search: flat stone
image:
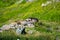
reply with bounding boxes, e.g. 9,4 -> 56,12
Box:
1,25 -> 10,30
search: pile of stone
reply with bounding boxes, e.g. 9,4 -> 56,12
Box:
0,18 -> 38,35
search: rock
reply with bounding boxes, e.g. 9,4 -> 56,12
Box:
1,22 -> 17,31
41,1 -> 52,7
27,23 -> 34,28
21,21 -> 27,25
26,19 -> 31,21
29,17 -> 39,22
26,17 -> 39,24
1,25 -> 10,31
9,22 -> 17,29
16,20 -> 27,26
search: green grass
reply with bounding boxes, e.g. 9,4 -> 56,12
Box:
0,0 -> 60,40
0,0 -> 60,25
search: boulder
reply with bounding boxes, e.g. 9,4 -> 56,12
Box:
29,17 -> 39,22
16,20 -> 27,26
27,23 -> 34,28
26,17 -> 39,24
9,22 -> 17,29
1,25 -> 10,30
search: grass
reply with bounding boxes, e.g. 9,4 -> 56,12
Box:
0,21 -> 60,40
0,0 -> 60,40
0,28 -> 56,40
